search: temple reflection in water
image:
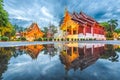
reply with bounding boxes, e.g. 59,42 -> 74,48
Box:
0,43 -> 120,79
12,43 -> 120,71
60,43 -> 105,71
19,45 -> 44,59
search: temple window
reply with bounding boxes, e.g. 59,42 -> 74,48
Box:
73,30 -> 76,34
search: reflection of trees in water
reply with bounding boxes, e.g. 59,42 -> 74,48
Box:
101,44 -> 119,62
43,44 -> 58,57
12,49 -> 26,58
0,47 -> 15,79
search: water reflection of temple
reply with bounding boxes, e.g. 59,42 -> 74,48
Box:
60,43 -> 105,71
19,45 -> 44,59
18,44 -> 57,59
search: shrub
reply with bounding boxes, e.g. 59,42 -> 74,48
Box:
86,38 -> 89,41
94,38 -> 96,40
61,38 -> 64,41
43,38 -> 47,41
49,38 -> 52,41
71,38 -> 73,41
16,38 -> 21,41
54,39 -> 56,41
21,37 -> 26,41
43,38 -> 45,41
67,38 -> 69,41
106,38 -> 114,40
37,38 -> 42,41
117,38 -> 120,40
44,38 -> 48,41
82,38 -> 85,41
89,38 -> 92,40
1,36 -> 9,41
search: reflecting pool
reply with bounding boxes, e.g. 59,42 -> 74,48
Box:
0,42 -> 120,80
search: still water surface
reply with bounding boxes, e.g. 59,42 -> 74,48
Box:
0,42 -> 120,80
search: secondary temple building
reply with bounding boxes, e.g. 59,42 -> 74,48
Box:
60,10 -> 106,40
22,23 -> 44,41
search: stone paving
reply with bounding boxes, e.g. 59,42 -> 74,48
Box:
0,40 -> 120,47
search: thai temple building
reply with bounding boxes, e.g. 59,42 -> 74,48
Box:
22,23 -> 44,41
60,9 -> 106,40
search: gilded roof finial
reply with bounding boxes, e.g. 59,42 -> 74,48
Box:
64,7 -> 68,16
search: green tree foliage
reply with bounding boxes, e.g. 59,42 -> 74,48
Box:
0,22 -> 15,38
114,28 -> 120,34
0,0 -> 9,27
42,24 -> 57,37
100,19 -> 118,39
13,24 -> 25,32
0,0 -> 15,39
108,19 -> 118,32
100,22 -> 110,31
49,25 -> 57,33
42,27 -> 48,37
100,19 -> 118,32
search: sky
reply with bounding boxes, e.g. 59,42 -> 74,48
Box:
3,0 -> 120,28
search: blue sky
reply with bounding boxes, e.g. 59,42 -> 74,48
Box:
3,0 -> 120,28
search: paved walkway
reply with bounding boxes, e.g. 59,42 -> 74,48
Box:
0,40 -> 120,47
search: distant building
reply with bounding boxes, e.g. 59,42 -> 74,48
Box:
16,32 -> 22,39
47,27 -> 54,38
22,23 -> 44,41
60,9 -> 106,40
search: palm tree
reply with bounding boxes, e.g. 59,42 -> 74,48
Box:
108,19 -> 118,33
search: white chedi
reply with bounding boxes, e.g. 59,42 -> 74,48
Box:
54,27 -> 64,39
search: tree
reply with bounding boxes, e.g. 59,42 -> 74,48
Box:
42,27 -> 49,37
42,24 -> 57,37
108,19 -> 118,33
0,22 -> 14,36
114,28 -> 120,34
13,24 -> 25,32
100,19 -> 118,39
100,22 -> 110,31
49,24 -> 57,33
0,0 -> 15,39
0,0 -> 9,27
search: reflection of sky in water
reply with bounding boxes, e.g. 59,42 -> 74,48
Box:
1,44 -> 120,80
2,53 -> 67,80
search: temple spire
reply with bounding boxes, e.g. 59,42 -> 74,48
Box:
64,7 -> 68,16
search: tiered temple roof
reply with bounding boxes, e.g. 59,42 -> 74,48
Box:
60,10 -> 104,29
22,23 -> 44,41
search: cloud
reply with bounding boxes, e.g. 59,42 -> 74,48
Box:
41,7 -> 53,19
3,0 -> 120,28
